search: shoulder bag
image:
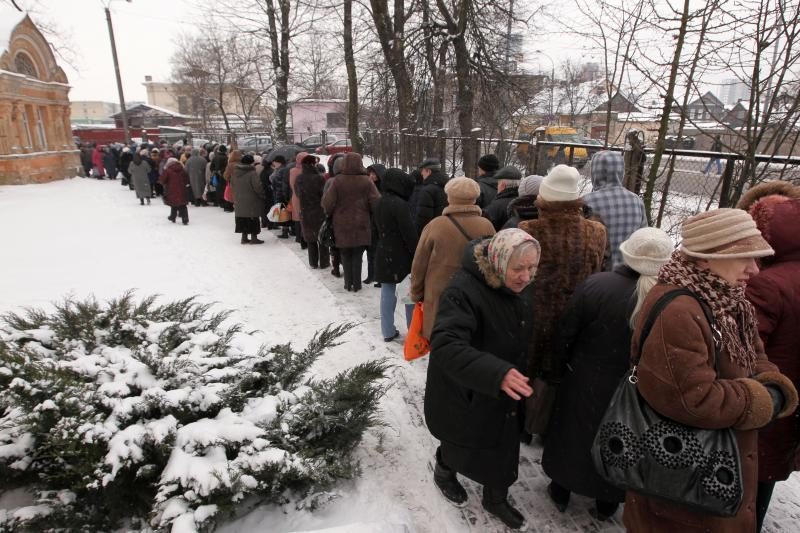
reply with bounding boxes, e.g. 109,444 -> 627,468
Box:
591,288 -> 743,517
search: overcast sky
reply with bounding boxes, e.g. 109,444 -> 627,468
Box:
24,0 -> 200,103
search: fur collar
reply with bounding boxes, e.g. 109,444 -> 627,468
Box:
443,204 -> 482,216
534,197 -> 585,215
472,240 -> 504,289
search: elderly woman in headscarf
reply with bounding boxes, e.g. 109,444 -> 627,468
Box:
159,157 -> 191,225
129,149 -> 152,205
424,228 -> 540,531
185,148 -> 208,206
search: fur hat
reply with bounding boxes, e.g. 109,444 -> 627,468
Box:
519,175 -> 544,197
620,228 -> 674,276
478,154 -> 500,173
444,176 -> 481,205
418,158 -> 441,171
681,208 -> 774,259
538,165 -> 581,202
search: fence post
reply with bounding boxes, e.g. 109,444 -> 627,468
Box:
466,128 -> 482,178
717,157 -> 736,208
437,129 -> 447,172
417,128 -> 425,164
525,141 -> 536,176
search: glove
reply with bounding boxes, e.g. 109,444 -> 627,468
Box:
765,384 -> 786,419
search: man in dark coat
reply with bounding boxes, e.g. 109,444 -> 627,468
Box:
364,163 -> 388,285
425,230 -> 539,530
414,158 -> 449,235
119,147 -> 133,186
483,166 -> 522,230
273,160 -> 294,239
80,144 -> 93,177
476,153 -> 500,208
103,146 -> 118,180
159,158 -> 191,225
372,168 -> 417,341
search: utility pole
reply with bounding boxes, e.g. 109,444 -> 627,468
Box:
105,3 -> 130,144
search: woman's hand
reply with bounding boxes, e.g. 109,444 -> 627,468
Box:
501,369 -> 533,400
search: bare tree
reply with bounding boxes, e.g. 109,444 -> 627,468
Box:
343,0 -> 362,152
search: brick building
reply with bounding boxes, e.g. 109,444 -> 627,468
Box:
0,8 -> 80,185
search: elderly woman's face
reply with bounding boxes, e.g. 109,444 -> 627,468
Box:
698,257 -> 760,287
505,248 -> 540,293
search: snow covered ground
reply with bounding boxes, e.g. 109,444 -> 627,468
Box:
1,176 -> 799,532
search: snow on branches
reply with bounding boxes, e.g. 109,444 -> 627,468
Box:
0,293 -> 389,532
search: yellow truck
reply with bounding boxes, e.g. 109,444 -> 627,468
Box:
517,126 -> 589,168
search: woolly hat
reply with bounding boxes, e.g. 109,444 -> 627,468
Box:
538,165 -> 581,202
620,227 -> 674,276
444,176 -> 481,205
478,154 -> 500,173
680,208 -> 774,259
519,175 -> 544,197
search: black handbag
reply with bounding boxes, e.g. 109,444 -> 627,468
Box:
591,288 -> 743,517
318,216 -> 335,248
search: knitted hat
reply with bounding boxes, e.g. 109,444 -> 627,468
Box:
444,176 -> 481,205
620,228 -> 674,276
538,165 -> 581,202
681,208 -> 774,259
165,157 -> 179,168
478,154 -> 500,173
241,154 -> 255,165
519,175 -> 544,197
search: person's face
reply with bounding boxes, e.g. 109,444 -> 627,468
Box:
271,161 -> 282,169
420,168 -> 432,180
504,248 -> 540,293
368,170 -> 378,182
698,257 -> 760,287
477,167 -> 486,176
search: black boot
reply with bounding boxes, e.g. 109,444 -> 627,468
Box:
433,449 -> 468,507
140,197 -> 144,205
546,481 -> 569,513
241,234 -> 250,245
250,233 -> 264,244
482,486 -> 526,530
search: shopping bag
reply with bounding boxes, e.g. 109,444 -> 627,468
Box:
403,302 -> 430,361
278,204 -> 292,223
224,183 -> 233,203
267,202 -> 283,223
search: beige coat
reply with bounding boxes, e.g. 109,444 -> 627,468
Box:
410,205 -> 496,338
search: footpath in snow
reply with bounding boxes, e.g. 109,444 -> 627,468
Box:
1,177 -> 798,533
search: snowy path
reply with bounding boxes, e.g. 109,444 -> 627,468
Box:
1,177 -> 798,532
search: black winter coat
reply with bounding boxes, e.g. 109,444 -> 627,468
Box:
294,166 -> 326,243
541,265 -> 638,503
484,186 -> 519,230
425,239 -> 534,489
476,172 -> 498,208
502,194 -> 539,229
119,151 -> 133,177
272,163 -> 293,204
258,165 -> 275,209
372,169 -> 417,283
414,170 -> 449,235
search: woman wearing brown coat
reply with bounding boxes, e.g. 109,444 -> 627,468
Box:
410,177 -> 496,340
623,208 -> 798,533
518,165 -> 607,435
321,153 -> 380,292
289,151 -> 310,248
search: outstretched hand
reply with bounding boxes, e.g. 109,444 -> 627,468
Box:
501,368 -> 533,400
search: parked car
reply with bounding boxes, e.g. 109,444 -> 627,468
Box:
191,138 -> 210,149
664,135 -> 695,149
316,139 -> 353,155
239,135 -> 273,153
298,134 -> 338,152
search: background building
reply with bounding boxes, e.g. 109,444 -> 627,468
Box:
288,99 -> 347,142
0,7 -> 80,185
70,101 -> 121,125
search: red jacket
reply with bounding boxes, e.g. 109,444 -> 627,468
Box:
92,147 -> 105,174
159,162 -> 190,207
747,199 -> 800,481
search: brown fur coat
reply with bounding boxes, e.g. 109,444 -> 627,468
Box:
518,197 -> 607,377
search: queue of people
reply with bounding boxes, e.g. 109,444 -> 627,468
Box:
91,140 -> 800,532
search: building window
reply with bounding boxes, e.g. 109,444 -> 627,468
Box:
36,107 -> 48,149
21,106 -> 33,148
14,53 -> 38,79
326,112 -> 346,128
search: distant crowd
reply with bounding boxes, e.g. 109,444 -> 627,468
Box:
79,139 -> 800,533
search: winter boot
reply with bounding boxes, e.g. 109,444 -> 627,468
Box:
140,198 -> 144,205
241,234 -> 251,245
482,486 -> 526,530
546,481 -> 570,513
147,198 -> 151,205
250,234 -> 264,244
433,449 -> 468,507
278,227 -> 290,239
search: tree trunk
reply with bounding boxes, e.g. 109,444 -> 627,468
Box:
266,0 -> 290,143
642,0 -> 691,224
343,0 -> 362,153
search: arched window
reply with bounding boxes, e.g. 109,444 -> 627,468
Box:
14,53 -> 38,79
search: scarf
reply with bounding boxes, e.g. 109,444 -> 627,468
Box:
487,228 -> 537,282
658,250 -> 758,373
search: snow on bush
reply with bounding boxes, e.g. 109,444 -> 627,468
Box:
0,293 -> 389,532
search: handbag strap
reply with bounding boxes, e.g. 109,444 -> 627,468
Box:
446,214 -> 473,241
633,288 -> 719,374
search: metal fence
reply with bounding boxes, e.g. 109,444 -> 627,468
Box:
361,129 -> 800,238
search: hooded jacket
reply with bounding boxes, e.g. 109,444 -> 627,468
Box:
159,161 -> 191,207
232,163 -> 266,218
294,159 -> 327,243
582,151 -> 647,269
372,169 -> 418,283
321,153 -> 380,249
414,169 -> 449,235
367,163 -> 387,192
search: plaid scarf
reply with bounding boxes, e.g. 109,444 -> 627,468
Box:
658,250 -> 758,373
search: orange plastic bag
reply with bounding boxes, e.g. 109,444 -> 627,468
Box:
404,302 -> 430,361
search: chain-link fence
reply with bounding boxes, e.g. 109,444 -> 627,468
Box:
361,129 -> 800,238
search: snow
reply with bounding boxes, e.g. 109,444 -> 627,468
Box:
2,176 -> 799,532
